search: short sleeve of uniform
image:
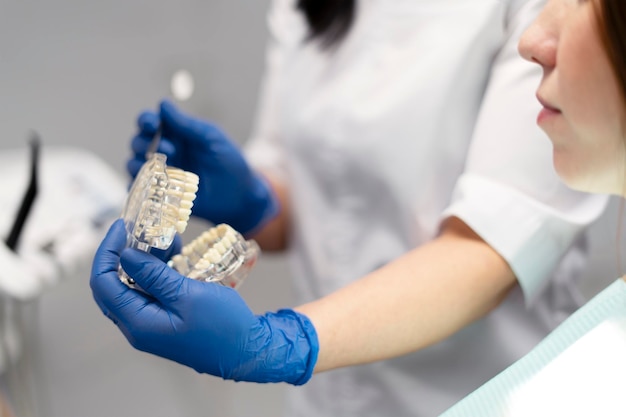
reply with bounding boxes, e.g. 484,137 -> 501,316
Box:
442,0 -> 608,305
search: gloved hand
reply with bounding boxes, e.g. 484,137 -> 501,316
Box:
90,220 -> 318,385
128,100 -> 279,235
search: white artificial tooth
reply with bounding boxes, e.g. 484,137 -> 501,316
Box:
205,248 -> 222,263
178,208 -> 192,219
193,239 -> 207,252
210,247 -> 222,261
182,245 -> 193,256
167,189 -> 183,198
195,259 -> 211,270
166,172 -> 182,181
226,231 -> 238,244
214,242 -> 227,255
176,220 -> 188,234
186,172 -> 199,183
183,192 -> 196,201
199,238 -> 212,250
185,183 -> 199,193
180,199 -> 193,210
220,237 -> 233,249
166,168 -> 185,178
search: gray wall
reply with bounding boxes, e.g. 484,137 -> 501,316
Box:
0,1 -> 624,416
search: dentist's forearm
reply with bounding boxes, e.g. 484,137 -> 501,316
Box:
295,217 -> 517,373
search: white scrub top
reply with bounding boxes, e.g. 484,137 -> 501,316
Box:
245,0 -> 608,415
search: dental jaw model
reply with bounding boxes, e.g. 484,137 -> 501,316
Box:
118,152 -> 198,287
168,223 -> 260,289
118,152 -> 259,290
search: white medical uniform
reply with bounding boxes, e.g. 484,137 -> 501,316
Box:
245,0 -> 608,415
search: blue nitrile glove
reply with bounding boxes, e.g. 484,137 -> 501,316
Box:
90,220 -> 318,385
128,100 -> 279,235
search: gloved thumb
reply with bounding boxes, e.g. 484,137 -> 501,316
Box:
160,99 -> 226,148
160,99 -> 204,143
120,248 -> 187,304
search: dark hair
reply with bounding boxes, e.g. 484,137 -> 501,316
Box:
297,0 -> 356,48
596,0 -> 626,274
597,0 -> 626,106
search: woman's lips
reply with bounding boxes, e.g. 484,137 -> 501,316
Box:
536,95 -> 561,124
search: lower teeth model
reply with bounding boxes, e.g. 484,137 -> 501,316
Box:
117,152 -> 259,290
168,223 -> 260,289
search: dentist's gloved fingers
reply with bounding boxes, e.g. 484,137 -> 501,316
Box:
120,248 -> 187,306
90,219 -> 153,323
128,99 -> 278,234
127,109 -> 176,179
137,111 -> 160,135
160,99 -> 226,147
126,159 -> 144,179
127,134 -> 177,179
90,268 -> 160,331
130,134 -> 177,158
90,270 -> 129,325
91,227 -> 320,385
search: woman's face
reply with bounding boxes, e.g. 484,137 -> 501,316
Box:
519,0 -> 626,195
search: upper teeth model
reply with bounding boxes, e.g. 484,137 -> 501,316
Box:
118,152 -> 198,287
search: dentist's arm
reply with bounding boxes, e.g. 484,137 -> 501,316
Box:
91,218 -> 514,382
297,217 -> 516,373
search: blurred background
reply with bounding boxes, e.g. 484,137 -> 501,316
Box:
0,0 -> 624,416
0,1 -> 297,416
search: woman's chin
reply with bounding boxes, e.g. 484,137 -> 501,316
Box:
559,173 -> 622,196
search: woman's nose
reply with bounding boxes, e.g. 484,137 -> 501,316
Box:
518,6 -> 558,69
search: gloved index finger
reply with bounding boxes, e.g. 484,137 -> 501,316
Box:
159,99 -> 218,146
137,111 -> 160,135
130,134 -> 176,158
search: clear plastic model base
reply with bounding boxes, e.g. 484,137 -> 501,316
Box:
118,152 -> 198,287
167,223 -> 260,289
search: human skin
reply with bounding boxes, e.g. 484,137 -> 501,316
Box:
519,0 -> 626,289
518,0 -> 626,196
